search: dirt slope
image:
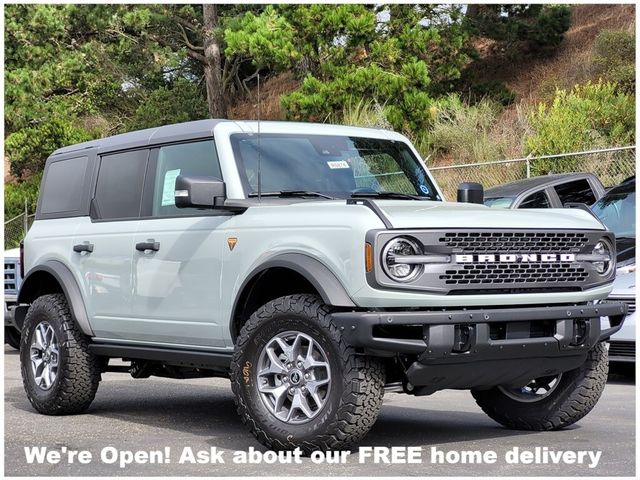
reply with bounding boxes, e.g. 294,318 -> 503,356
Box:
503,4 -> 635,102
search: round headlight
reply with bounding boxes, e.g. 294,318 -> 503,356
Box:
592,239 -> 613,275
382,237 -> 423,282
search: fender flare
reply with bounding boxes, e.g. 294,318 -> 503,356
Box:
231,253 -> 355,326
17,260 -> 94,336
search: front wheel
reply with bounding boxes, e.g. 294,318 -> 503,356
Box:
231,294 -> 385,453
472,342 -> 608,430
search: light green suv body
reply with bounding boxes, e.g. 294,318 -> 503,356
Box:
17,120 -> 627,451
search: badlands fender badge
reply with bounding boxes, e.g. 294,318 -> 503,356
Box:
227,237 -> 238,251
455,253 -> 576,263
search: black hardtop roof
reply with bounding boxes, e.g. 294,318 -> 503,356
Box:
485,173 -> 599,199
51,119 -> 230,156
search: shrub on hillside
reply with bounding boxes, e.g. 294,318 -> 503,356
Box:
525,81 -> 635,174
426,95 -> 507,164
592,30 -> 635,94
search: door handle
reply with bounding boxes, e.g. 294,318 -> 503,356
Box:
73,243 -> 94,253
136,240 -> 160,252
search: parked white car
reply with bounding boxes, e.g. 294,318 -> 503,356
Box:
4,247 -> 22,349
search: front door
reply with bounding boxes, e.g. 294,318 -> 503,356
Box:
130,139 -> 231,348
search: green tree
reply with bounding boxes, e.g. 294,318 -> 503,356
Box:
226,4 -> 471,134
4,4 -> 202,177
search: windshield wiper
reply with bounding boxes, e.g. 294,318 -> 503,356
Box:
248,190 -> 334,199
350,191 -> 433,201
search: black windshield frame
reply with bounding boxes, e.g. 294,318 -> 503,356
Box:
230,133 -> 441,201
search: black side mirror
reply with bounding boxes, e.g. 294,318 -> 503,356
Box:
175,175 -> 226,209
457,182 -> 484,204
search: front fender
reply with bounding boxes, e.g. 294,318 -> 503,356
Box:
17,260 -> 94,336
234,252 -> 356,310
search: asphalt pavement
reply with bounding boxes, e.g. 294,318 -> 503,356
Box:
4,346 -> 635,477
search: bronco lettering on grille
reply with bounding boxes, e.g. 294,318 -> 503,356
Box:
455,253 -> 576,263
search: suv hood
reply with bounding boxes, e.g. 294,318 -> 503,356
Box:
373,200 -> 605,230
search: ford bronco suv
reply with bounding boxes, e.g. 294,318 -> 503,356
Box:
17,120 -> 626,452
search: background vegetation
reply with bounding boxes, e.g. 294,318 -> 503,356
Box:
4,4 -> 636,221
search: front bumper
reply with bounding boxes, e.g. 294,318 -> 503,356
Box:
332,302 -> 627,394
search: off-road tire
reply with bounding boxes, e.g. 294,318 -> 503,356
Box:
472,342 -> 608,430
231,294 -> 385,453
5,326 -> 21,350
20,294 -> 100,415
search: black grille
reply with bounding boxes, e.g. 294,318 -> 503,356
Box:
440,262 -> 588,285
371,229 -> 612,295
609,341 -> 635,358
438,231 -> 588,253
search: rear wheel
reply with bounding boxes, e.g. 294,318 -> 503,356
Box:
231,294 -> 385,452
20,294 -> 101,415
472,343 -> 608,430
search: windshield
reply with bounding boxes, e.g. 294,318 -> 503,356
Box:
484,197 -> 514,208
230,134 -> 440,200
592,183 -> 636,237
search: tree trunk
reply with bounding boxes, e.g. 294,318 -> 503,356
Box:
202,4 -> 226,118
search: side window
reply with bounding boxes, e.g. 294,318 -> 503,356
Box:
519,190 -> 551,209
151,140 -> 221,217
40,156 -> 89,215
94,150 -> 149,219
554,179 -> 596,205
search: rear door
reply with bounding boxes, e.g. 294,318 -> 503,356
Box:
130,139 -> 231,348
71,149 -> 148,340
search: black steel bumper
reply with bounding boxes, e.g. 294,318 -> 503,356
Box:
332,302 -> 627,394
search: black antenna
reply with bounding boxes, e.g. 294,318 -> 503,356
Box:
257,72 -> 262,202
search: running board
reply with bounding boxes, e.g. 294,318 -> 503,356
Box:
89,343 -> 232,372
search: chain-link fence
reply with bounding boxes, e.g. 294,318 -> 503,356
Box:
4,212 -> 35,250
430,146 -> 636,200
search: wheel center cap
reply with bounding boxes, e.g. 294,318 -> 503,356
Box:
289,370 -> 303,385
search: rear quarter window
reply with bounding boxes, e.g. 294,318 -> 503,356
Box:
554,179 -> 596,205
39,156 -> 90,215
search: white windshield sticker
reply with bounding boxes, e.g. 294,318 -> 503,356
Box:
162,169 -> 181,206
327,160 -> 350,169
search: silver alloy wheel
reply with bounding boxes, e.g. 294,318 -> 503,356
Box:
30,321 -> 60,391
257,331 -> 331,424
498,374 -> 563,403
